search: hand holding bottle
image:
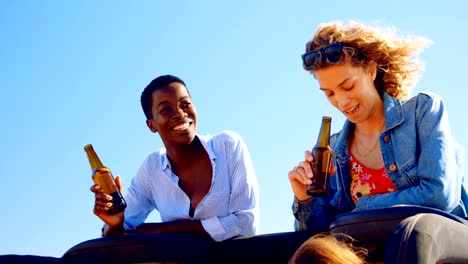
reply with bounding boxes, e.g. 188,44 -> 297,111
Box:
289,116 -> 335,200
90,175 -> 125,228
288,150 -> 315,201
85,144 -> 127,235
307,116 -> 334,197
289,151 -> 337,201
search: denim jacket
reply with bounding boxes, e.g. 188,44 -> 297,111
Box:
293,92 -> 467,231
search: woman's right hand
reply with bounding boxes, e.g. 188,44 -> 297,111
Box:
288,151 -> 315,201
90,175 -> 125,229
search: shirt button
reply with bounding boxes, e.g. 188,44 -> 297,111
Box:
384,136 -> 390,143
389,164 -> 397,171
234,228 -> 240,234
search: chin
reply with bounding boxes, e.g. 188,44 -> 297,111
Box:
175,131 -> 196,144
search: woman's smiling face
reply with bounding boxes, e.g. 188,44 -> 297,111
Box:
314,63 -> 380,124
146,82 -> 197,147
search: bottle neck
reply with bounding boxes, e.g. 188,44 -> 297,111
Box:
315,118 -> 331,147
85,145 -> 104,170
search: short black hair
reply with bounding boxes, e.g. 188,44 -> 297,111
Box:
140,74 -> 187,120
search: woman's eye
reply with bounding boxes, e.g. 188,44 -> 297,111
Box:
343,84 -> 354,91
159,107 -> 171,114
324,91 -> 334,97
182,102 -> 192,108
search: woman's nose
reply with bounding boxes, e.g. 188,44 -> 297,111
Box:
336,94 -> 350,108
173,108 -> 187,119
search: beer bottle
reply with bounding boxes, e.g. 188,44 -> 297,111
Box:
84,144 -> 126,215
306,116 -> 334,197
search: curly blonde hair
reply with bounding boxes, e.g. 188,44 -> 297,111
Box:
303,21 -> 432,99
288,233 -> 368,264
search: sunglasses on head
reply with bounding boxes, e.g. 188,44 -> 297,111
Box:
301,42 -> 344,68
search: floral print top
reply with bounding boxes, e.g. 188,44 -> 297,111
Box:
349,153 -> 398,204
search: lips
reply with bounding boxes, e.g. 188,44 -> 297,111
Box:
172,120 -> 193,131
344,104 -> 358,114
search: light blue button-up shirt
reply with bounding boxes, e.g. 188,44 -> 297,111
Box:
123,130 -> 259,242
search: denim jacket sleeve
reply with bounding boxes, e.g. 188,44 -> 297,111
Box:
356,92 -> 466,214
292,196 -> 331,231
292,182 -> 347,231
292,131 -> 351,231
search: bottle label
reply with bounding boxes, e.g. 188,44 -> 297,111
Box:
321,150 -> 333,173
307,148 -> 334,196
92,168 -> 118,195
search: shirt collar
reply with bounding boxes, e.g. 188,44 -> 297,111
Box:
160,134 -> 217,171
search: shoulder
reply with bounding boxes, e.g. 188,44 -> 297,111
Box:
404,92 -> 447,118
145,148 -> 166,160
405,91 -> 444,107
199,130 -> 245,145
330,131 -> 340,146
413,91 -> 441,100
330,120 -> 353,147
199,131 -> 249,157
139,148 -> 166,170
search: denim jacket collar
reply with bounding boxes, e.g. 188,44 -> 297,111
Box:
383,93 -> 405,130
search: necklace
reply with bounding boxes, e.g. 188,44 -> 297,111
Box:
353,122 -> 385,158
354,136 -> 380,158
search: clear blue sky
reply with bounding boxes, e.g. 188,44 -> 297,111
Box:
1,0 -> 467,258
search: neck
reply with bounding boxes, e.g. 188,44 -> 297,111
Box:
352,122 -> 384,159
166,137 -> 204,169
355,121 -> 385,136
354,98 -> 386,135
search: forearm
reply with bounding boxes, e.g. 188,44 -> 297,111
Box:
99,212 -> 126,237
102,223 -> 126,237
292,197 -> 334,232
130,219 -> 209,236
355,180 -> 457,212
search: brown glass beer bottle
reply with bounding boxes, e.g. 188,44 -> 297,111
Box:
306,116 -> 334,197
84,144 -> 127,215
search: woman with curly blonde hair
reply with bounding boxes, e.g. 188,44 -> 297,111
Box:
289,233 -> 367,264
302,21 -> 428,99
288,21 -> 468,263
